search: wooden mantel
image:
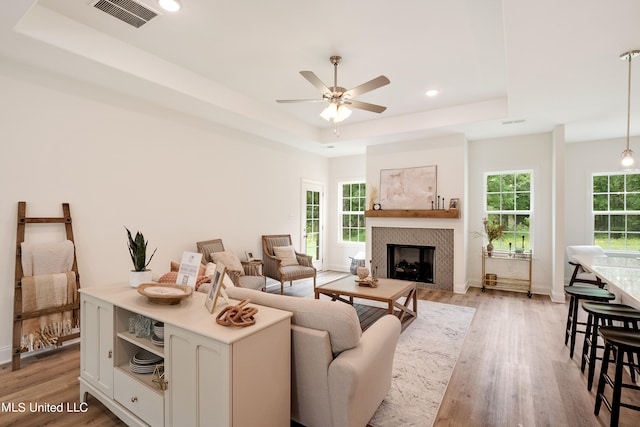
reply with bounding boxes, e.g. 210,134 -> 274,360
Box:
364,209 -> 460,219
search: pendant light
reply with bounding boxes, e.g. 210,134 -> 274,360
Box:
620,50 -> 640,170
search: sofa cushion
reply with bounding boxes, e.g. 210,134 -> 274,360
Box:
226,287 -> 361,354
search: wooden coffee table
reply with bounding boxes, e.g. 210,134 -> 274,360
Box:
315,276 -> 418,331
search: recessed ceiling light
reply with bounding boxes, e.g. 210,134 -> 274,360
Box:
158,0 -> 182,12
425,89 -> 439,97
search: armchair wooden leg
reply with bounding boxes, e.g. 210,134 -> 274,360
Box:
280,280 -> 284,295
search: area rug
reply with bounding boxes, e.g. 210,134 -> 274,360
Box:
368,300 -> 476,427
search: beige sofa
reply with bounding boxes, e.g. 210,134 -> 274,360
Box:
225,287 -> 401,427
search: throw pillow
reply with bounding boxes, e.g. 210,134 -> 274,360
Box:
159,271 -> 210,291
170,261 -> 205,276
204,262 -> 217,277
211,251 -> 244,275
273,245 -> 299,266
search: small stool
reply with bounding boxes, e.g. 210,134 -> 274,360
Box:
580,302 -> 640,390
564,286 -> 615,358
594,327 -> 640,427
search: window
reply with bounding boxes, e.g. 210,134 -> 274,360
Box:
592,172 -> 640,251
485,171 -> 532,251
340,181 -> 366,243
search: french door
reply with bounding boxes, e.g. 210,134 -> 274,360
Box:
301,180 -> 324,270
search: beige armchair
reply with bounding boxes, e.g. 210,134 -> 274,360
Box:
226,287 -> 401,427
196,239 -> 266,291
262,234 -> 316,294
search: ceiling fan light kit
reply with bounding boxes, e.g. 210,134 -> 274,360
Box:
321,103 -> 352,123
277,55 -> 390,129
619,49 -> 640,170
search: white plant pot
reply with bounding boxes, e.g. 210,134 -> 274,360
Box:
130,270 -> 153,288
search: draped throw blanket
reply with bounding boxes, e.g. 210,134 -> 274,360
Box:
21,240 -> 74,276
20,271 -> 78,352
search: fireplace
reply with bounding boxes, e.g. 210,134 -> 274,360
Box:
371,227 -> 453,291
387,244 -> 435,283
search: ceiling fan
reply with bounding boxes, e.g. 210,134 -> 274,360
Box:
276,56 -> 390,123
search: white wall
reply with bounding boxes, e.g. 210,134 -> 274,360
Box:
0,65 -> 328,363
365,136 -> 468,292
326,154 -> 366,272
467,133 -> 553,295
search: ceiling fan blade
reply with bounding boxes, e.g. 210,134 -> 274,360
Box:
345,99 -> 387,113
276,98 -> 327,103
343,75 -> 390,99
300,71 -> 332,95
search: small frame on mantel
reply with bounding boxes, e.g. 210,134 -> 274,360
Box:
449,198 -> 460,210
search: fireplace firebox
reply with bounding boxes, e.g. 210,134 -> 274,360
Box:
387,244 -> 435,283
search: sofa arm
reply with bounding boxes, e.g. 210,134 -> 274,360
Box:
327,315 -> 401,427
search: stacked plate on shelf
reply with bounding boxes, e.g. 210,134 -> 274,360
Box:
151,321 -> 164,347
129,349 -> 163,374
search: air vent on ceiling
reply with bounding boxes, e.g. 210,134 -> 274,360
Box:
91,0 -> 159,28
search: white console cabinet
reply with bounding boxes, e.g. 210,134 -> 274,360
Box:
79,285 -> 292,427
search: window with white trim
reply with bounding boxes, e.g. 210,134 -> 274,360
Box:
340,181 -> 366,243
484,170 -> 533,251
592,172 -> 640,251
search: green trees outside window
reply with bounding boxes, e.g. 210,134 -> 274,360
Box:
593,173 -> 640,251
341,182 -> 366,243
485,171 -> 532,251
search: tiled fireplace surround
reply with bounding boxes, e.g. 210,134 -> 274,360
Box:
371,226 -> 454,291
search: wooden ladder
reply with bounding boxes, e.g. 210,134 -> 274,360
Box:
12,201 -> 81,370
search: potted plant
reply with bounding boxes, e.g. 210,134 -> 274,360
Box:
126,227 -> 157,288
483,218 -> 504,257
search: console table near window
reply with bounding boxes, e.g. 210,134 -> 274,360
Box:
481,249 -> 533,297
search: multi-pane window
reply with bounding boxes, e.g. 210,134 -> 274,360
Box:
305,189 -> 320,261
485,171 -> 532,251
592,173 -> 640,251
340,182 -> 366,243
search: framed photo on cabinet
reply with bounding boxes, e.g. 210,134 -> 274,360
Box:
205,264 -> 227,314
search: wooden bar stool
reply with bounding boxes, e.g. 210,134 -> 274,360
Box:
580,302 -> 640,390
594,327 -> 640,427
564,286 -> 615,358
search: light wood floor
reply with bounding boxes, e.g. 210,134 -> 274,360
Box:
2,277 -> 639,426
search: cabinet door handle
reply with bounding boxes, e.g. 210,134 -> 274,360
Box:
131,396 -> 138,403
108,350 -> 112,359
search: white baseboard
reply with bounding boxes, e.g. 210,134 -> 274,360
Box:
0,344 -> 11,365
0,338 -> 80,366
322,264 -> 350,273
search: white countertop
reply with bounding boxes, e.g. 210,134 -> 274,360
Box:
573,255 -> 640,309
80,284 -> 292,344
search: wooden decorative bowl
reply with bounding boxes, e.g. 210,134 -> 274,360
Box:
137,283 -> 193,305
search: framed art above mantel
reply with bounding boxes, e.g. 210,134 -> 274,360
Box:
379,165 -> 437,210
